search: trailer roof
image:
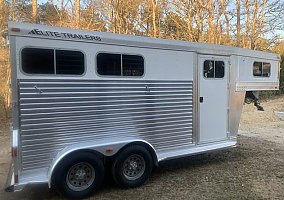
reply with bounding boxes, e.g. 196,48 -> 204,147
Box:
8,21 -> 280,61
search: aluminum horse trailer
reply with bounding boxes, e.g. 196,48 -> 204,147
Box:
5,21 -> 280,198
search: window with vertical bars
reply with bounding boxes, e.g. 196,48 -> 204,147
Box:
22,48 -> 84,75
203,60 -> 225,78
97,53 -> 144,77
253,62 -> 271,77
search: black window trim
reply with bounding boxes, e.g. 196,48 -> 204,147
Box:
253,61 -> 271,78
20,46 -> 86,77
95,51 -> 145,78
203,59 -> 225,79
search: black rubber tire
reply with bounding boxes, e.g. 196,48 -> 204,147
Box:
52,151 -> 104,199
112,145 -> 153,188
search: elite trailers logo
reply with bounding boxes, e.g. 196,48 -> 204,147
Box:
28,29 -> 102,41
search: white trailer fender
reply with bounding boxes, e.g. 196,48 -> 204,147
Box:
47,138 -> 158,188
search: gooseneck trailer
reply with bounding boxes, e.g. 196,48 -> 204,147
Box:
5,22 -> 280,199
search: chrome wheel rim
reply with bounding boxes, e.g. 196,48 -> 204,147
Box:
66,162 -> 95,191
122,154 -> 145,180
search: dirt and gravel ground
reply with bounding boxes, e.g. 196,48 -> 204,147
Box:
0,97 -> 283,200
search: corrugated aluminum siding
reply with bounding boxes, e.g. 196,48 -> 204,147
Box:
19,79 -> 194,171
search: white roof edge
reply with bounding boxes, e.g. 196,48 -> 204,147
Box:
8,21 -> 280,61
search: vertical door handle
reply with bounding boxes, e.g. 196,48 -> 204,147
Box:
200,97 -> 204,103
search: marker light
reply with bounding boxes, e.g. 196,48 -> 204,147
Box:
11,28 -> 20,32
105,147 -> 113,153
12,147 -> 17,157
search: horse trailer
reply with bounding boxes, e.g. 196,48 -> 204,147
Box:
5,22 -> 280,198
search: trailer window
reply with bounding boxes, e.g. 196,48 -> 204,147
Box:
204,60 -> 214,78
253,62 -> 271,77
22,48 -> 54,74
97,53 -> 121,75
123,55 -> 144,76
203,60 -> 224,78
97,53 -> 144,77
56,50 -> 84,75
215,61 -> 225,78
22,48 -> 85,75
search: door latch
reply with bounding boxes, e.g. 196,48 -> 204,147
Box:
145,85 -> 150,92
34,85 -> 43,94
200,97 -> 204,103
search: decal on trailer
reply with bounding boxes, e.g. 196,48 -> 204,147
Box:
28,29 -> 102,41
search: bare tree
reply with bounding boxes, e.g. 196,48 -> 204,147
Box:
11,0 -> 16,20
0,0 -> 11,120
207,0 -> 214,43
220,0 -> 230,44
151,0 -> 159,37
236,0 -> 241,47
75,0 -> 80,28
32,0 -> 37,22
240,0 -> 283,50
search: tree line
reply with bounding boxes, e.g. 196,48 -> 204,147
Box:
0,0 -> 284,118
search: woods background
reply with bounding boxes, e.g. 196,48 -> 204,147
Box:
0,0 -> 284,119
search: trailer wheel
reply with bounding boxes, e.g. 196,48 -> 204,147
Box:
52,151 -> 104,199
112,145 -> 153,188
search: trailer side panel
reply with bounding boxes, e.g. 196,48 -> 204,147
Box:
18,79 -> 194,171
